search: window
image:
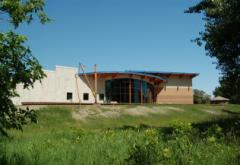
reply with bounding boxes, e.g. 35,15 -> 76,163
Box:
105,78 -> 153,103
99,93 -> 104,101
83,93 -> 89,101
67,92 -> 73,100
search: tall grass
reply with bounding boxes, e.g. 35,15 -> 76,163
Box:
0,105 -> 240,164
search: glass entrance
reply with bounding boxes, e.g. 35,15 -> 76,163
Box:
105,78 -> 154,103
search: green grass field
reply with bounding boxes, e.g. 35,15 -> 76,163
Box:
1,104 -> 240,164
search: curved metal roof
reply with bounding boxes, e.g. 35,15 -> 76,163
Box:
79,71 -> 167,82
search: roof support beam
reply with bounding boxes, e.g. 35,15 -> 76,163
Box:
129,78 -> 132,104
94,64 -> 97,104
140,79 -> 143,104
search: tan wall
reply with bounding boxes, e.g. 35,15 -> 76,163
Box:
92,74 -> 194,104
157,76 -> 193,104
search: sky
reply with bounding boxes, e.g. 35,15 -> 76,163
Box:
2,0 -> 220,96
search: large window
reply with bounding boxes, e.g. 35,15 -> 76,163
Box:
105,78 -> 153,103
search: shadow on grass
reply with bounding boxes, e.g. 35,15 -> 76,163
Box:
193,115 -> 239,128
112,115 -> 240,137
222,109 -> 240,115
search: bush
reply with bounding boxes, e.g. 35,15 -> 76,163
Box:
126,129 -> 159,165
193,89 -> 211,104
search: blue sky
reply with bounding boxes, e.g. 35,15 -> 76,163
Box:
3,0 -> 220,95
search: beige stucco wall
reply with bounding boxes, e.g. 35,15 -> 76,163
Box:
157,76 -> 193,104
80,76 -> 105,104
12,66 -> 98,105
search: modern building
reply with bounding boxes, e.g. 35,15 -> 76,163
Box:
12,65 -> 198,105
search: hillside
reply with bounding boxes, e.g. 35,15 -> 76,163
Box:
1,104 -> 240,164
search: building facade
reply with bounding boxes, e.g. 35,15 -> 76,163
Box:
12,66 -> 198,105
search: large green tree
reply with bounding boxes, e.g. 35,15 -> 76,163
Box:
186,0 -> 240,103
0,0 -> 49,135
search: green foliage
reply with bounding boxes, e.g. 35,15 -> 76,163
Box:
186,0 -> 240,103
213,86 -> 224,97
0,0 -> 48,135
193,89 -> 211,104
213,75 -> 240,103
0,0 -> 50,28
126,129 -> 159,164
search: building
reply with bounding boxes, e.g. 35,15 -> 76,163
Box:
12,65 -> 198,105
211,96 -> 229,104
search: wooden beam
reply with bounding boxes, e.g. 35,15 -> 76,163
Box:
140,79 -> 143,104
165,74 -> 171,78
149,77 -> 155,82
129,78 -> 132,104
94,64 -> 97,104
112,74 -> 118,79
141,76 -> 146,80
179,74 -> 184,78
79,64 -> 96,102
98,74 -> 104,78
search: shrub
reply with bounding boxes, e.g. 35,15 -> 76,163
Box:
193,89 -> 211,104
126,129 -> 159,165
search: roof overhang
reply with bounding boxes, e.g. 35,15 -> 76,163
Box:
127,71 -> 199,78
79,71 -> 167,83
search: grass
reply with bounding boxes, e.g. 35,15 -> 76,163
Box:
1,104 -> 240,164
72,104 -> 235,129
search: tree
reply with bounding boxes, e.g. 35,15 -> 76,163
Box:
0,0 -> 49,135
193,89 -> 211,104
186,0 -> 240,103
213,86 -> 224,98
213,75 -> 239,102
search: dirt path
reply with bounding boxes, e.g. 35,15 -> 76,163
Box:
72,105 -> 185,121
